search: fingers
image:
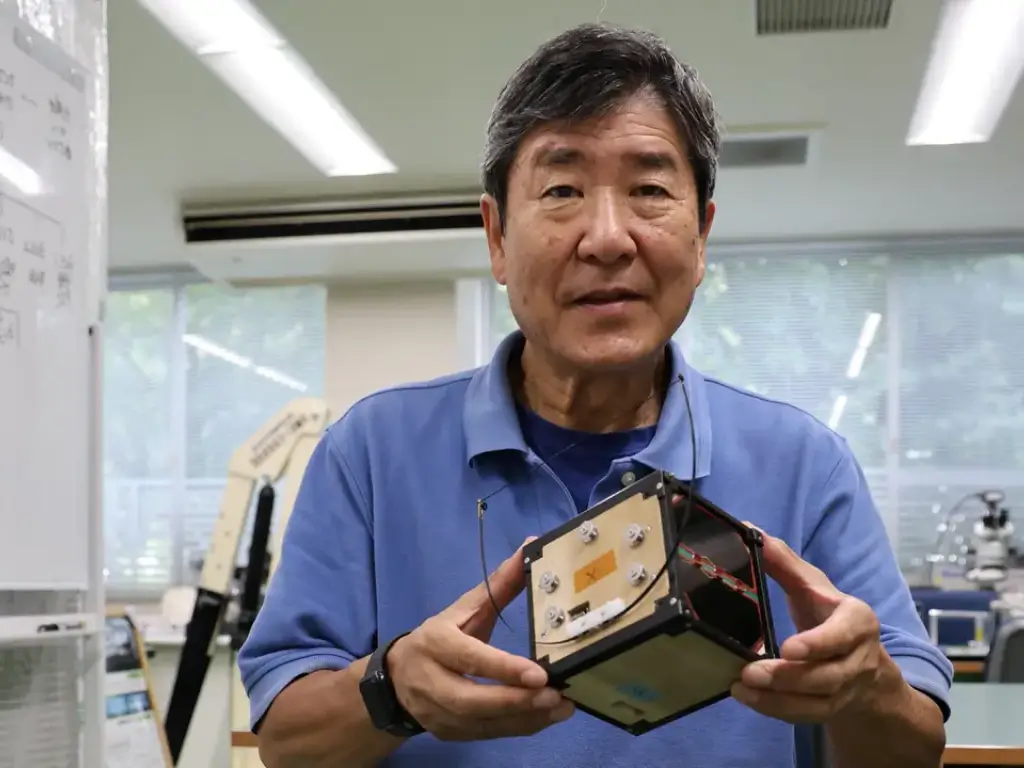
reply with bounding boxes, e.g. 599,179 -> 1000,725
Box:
735,619 -> 881,724
741,653 -> 866,697
429,622 -> 548,688
429,666 -> 563,719
390,535 -> 575,743
435,700 -> 576,742
731,683 -> 841,724
782,598 -> 878,662
466,700 -> 576,740
485,541 -> 530,608
395,643 -> 574,741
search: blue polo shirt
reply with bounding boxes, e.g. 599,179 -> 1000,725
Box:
238,331 -> 953,768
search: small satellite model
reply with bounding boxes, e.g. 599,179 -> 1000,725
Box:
524,470 -> 779,734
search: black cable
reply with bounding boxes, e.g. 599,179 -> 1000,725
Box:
476,370 -> 697,642
477,496 -> 515,633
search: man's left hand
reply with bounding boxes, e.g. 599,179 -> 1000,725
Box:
731,529 -> 890,724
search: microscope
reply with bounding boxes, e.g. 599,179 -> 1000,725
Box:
965,490 -> 1017,589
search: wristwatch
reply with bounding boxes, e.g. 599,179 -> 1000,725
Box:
358,632 -> 425,738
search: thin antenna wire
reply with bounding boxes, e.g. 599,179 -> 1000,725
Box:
476,372 -> 694,636
477,497 -> 515,633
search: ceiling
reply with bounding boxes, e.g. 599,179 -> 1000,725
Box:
107,0 -> 1024,278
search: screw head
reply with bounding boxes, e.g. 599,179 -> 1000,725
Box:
625,523 -> 646,547
539,572 -> 560,593
627,564 -> 648,586
578,521 -> 599,543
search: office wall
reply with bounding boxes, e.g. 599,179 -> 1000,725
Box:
325,279 -> 461,416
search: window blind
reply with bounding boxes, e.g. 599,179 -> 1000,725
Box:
485,248 -> 1024,572
102,290 -> 176,592
181,282 -> 326,587
677,254 -> 891,542
895,254 -> 1024,471
680,254 -> 889,471
894,253 -> 1024,571
102,282 -> 326,597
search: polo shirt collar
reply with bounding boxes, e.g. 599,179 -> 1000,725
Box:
463,331 -> 713,482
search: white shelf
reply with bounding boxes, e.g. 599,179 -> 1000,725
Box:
0,613 -> 101,646
141,628 -> 232,648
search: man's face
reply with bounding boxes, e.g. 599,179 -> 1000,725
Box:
482,92 -> 715,373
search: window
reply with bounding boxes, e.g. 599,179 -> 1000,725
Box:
483,246 -> 1024,574
103,290 -> 176,594
896,255 -> 1024,470
102,279 -> 326,598
490,284 -> 519,352
679,254 -> 889,470
892,254 -> 1024,571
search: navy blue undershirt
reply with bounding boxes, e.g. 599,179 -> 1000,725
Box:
516,405 -> 656,513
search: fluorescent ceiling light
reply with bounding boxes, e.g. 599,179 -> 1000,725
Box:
716,326 -> 742,348
137,0 -> 282,56
138,0 -> 395,176
907,0 -> 1024,146
254,365 -> 308,392
182,333 -> 251,367
846,348 -> 868,380
183,334 -> 307,392
827,394 -> 848,430
206,46 -> 394,176
846,312 -> 882,379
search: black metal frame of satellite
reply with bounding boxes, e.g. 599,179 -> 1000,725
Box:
524,470 -> 779,735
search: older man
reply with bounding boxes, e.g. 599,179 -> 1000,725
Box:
239,22 -> 951,768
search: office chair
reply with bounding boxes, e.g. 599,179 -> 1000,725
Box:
984,616 -> 1024,682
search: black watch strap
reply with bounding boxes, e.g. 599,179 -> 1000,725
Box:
359,632 -> 425,737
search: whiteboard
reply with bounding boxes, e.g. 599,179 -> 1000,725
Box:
0,12 -> 92,589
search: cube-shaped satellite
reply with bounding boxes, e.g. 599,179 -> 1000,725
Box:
523,470 -> 779,734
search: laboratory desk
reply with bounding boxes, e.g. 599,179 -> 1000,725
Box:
953,659 -> 987,675
944,683 -> 1024,766
230,684 -> 1024,765
945,644 -> 990,678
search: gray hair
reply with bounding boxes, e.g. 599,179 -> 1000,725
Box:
482,22 -> 722,230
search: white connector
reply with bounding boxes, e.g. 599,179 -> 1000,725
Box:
565,598 -> 626,639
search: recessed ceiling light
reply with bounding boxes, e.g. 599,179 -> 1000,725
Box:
138,0 -> 396,176
907,0 -> 1024,146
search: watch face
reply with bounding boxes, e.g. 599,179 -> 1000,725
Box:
360,666 -> 396,727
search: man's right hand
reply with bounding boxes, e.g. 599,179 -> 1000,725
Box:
387,540 -> 575,741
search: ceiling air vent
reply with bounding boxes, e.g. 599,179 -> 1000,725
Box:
181,194 -> 483,244
756,0 -> 893,35
719,134 -> 811,169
